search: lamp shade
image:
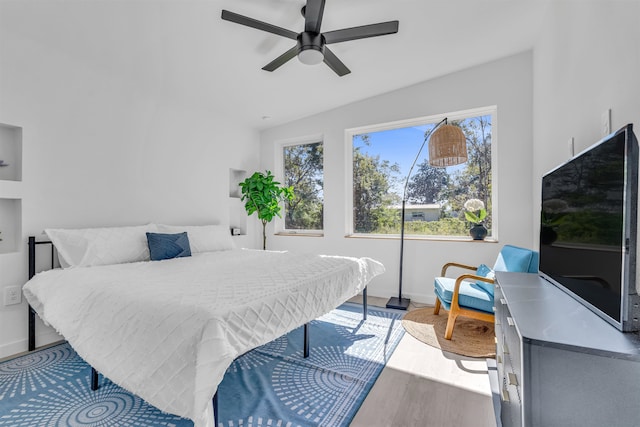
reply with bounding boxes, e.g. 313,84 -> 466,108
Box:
428,124 -> 468,167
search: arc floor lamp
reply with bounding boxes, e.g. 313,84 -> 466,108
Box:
386,117 -> 468,310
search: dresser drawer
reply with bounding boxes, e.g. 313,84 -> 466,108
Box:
501,373 -> 522,427
504,316 -> 522,380
495,282 -> 523,426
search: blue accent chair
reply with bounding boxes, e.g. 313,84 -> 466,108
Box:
433,245 -> 539,340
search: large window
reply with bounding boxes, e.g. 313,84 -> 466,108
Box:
282,140 -> 324,231
348,108 -> 495,238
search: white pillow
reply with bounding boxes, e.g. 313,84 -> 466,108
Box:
45,224 -> 158,268
155,224 -> 236,253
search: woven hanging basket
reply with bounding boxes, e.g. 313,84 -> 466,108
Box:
428,124 -> 468,167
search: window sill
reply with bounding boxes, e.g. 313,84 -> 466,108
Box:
275,232 -> 324,237
344,234 -> 498,243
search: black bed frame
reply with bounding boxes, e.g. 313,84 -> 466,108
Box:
26,236 -> 368,425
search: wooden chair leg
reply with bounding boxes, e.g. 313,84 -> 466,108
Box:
434,298 -> 441,314
444,311 -> 458,340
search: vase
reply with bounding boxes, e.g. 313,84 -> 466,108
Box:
469,224 -> 488,240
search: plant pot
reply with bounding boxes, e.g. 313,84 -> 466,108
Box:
470,224 -> 488,240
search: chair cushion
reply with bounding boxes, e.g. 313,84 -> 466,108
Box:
434,276 -> 494,314
472,263 -> 495,296
493,245 -> 535,273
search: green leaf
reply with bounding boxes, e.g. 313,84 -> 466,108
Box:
239,170 -> 296,242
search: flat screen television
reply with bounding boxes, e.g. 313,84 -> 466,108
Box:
539,123 -> 640,331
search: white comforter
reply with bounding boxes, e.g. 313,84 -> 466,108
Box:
22,249 -> 384,427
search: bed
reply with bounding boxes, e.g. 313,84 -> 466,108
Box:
22,224 -> 384,427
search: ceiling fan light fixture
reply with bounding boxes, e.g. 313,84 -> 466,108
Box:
298,47 -> 324,65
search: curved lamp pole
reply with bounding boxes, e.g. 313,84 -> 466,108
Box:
386,117 -> 466,310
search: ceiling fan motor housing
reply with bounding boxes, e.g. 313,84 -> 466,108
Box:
297,32 -> 325,65
298,32 -> 324,55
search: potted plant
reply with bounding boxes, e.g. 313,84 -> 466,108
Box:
239,170 -> 294,250
464,198 -> 488,240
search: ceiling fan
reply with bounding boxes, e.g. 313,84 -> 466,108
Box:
221,0 -> 399,76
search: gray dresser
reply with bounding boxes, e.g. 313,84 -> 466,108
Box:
493,271 -> 640,427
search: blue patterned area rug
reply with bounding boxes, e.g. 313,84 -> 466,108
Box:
0,303 -> 404,426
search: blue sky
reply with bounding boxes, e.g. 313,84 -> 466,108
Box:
354,123 -> 460,197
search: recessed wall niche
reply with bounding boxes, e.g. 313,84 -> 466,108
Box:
0,123 -> 23,182
229,168 -> 247,236
229,168 -> 246,198
0,198 -> 21,254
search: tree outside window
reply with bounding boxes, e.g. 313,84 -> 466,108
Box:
283,142 -> 324,231
351,110 -> 493,237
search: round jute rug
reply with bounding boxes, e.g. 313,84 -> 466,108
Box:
402,308 -> 496,358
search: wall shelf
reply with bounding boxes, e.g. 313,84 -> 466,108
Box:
229,168 -> 246,198
229,168 -> 247,236
0,123 -> 23,254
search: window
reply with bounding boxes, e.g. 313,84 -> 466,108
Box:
282,140 -> 324,232
347,107 -> 495,238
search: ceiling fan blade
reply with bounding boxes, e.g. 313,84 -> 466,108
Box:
323,21 -> 399,44
304,0 -> 325,33
221,10 -> 298,40
262,45 -> 299,71
323,47 -> 350,76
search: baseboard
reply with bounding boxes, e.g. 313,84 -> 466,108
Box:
0,331 -> 63,360
401,292 -> 437,306
363,290 -> 437,307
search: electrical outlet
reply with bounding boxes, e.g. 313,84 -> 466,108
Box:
4,286 -> 21,306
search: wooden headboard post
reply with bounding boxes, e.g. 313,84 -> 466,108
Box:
27,236 -> 54,351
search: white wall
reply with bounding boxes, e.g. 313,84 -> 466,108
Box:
260,52 -> 535,304
532,0 -> 640,238
0,23 -> 260,357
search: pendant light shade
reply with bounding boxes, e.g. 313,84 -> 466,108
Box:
428,124 -> 468,167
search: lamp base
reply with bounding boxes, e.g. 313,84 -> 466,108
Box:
386,296 -> 411,310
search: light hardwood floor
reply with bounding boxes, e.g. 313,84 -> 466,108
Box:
349,296 -> 497,427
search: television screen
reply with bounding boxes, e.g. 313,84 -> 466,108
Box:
539,124 -> 638,330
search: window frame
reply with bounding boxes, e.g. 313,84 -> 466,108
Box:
275,134 -> 325,236
344,106 -> 498,240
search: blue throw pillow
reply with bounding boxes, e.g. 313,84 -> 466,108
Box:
473,263 -> 495,296
146,232 -> 192,261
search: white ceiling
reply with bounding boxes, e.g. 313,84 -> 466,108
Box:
1,0 -> 551,129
